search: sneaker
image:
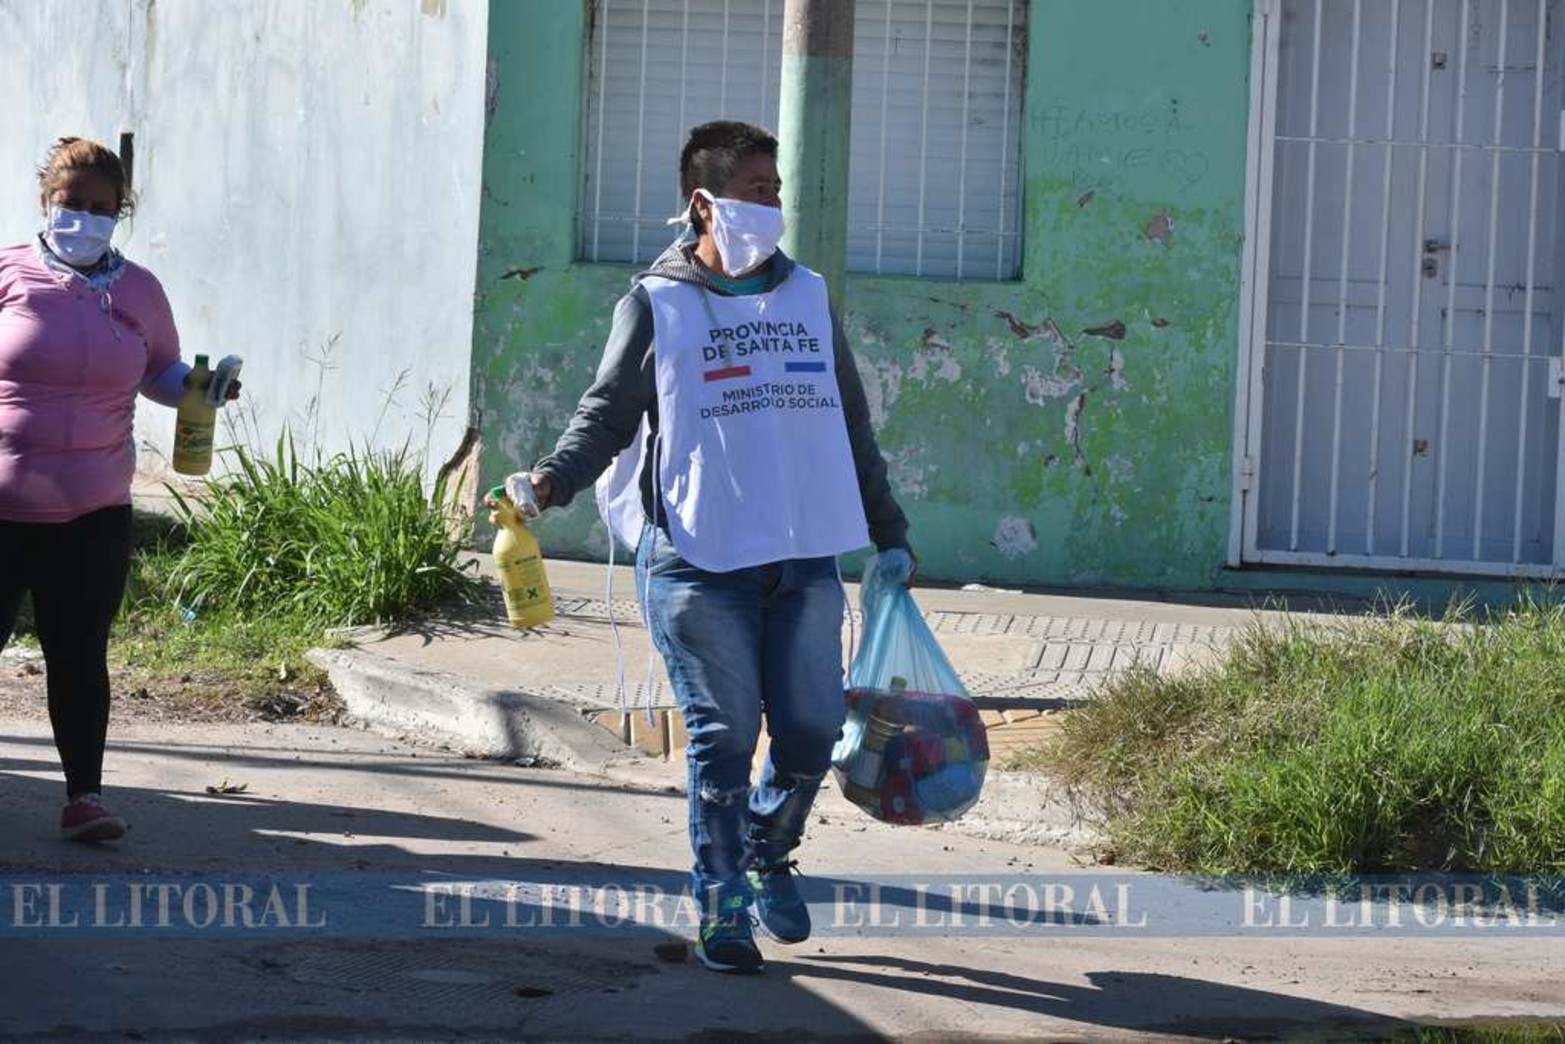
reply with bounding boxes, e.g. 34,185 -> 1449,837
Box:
695,894 -> 764,974
60,794 -> 126,843
748,858 -> 810,944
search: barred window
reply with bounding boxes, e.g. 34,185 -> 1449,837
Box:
580,0 -> 1027,280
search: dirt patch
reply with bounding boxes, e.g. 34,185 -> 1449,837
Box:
0,650 -> 343,726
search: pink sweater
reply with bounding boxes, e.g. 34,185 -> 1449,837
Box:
0,242 -> 185,523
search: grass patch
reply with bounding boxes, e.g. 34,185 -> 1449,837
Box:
1403,1025 -> 1565,1044
6,434 -> 489,717
2,510 -> 330,715
1043,602 -> 1565,874
112,528 -> 340,717
166,436 -> 483,629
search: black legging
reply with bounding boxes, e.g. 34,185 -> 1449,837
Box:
0,505 -> 133,798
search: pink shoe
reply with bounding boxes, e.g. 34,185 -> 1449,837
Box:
60,794 -> 126,843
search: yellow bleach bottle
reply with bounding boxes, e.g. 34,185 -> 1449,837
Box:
172,354 -> 216,476
489,485 -> 553,629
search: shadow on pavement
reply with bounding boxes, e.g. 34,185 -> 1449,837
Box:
0,738 -> 1410,1040
788,956 -> 1411,1039
0,741 -> 1090,928
0,731 -> 685,798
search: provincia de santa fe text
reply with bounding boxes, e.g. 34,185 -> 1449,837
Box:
696,319 -> 840,419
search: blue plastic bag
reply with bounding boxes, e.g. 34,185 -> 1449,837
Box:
849,550 -> 968,698
831,552 -> 989,825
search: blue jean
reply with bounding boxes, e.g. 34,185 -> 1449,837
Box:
636,525 -> 846,908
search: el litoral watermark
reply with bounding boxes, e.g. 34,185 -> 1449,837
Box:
4,874 -> 1563,938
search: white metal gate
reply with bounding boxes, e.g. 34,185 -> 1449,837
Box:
1236,0 -> 1565,577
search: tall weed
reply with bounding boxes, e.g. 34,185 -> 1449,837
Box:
166,433 -> 481,629
1048,601 -> 1565,874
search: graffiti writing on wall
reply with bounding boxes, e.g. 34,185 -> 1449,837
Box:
1035,103 -> 1210,195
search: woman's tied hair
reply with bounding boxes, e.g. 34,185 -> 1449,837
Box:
37,137 -> 135,217
678,121 -> 778,231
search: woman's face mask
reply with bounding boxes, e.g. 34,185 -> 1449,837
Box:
44,205 -> 118,267
696,189 -> 786,277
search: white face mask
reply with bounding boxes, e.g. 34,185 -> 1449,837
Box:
696,189 -> 786,277
44,205 -> 117,267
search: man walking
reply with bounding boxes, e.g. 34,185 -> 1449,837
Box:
512,121 -> 913,973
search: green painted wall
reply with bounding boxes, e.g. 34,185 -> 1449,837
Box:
471,0 -> 1255,589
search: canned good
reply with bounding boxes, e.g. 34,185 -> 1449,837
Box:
831,683 -> 989,825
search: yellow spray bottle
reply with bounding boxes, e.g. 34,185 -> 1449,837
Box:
172,354 -> 216,476
489,485 -> 553,629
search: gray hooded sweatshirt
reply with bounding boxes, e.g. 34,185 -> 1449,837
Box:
532,242 -> 911,554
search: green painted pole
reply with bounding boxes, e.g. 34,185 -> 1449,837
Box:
777,0 -> 854,305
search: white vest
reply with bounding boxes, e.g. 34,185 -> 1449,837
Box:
596,265 -> 870,572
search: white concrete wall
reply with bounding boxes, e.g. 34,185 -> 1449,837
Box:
0,0 -> 487,483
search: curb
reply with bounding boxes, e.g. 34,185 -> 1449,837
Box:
305,647 -> 663,785
309,644 -> 1102,853
938,771 -> 1101,852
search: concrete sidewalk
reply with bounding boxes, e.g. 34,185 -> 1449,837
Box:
308,555 -> 1287,848
3,719 -> 1563,1041
318,556 -> 1264,761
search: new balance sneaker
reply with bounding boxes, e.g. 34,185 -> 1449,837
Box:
60,794 -> 126,843
695,894 -> 764,974
748,858 -> 810,943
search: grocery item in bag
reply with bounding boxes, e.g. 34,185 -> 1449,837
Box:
831,554 -> 989,824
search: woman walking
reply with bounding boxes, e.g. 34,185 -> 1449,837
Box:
0,137 -> 237,842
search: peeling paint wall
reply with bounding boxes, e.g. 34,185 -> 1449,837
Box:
0,0 -> 488,482
472,0 -> 1253,589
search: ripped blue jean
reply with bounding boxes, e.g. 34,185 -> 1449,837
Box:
636,525 -> 846,908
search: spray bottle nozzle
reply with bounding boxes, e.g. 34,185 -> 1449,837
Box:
486,486 -> 514,532
502,473 -> 543,519
205,355 -> 243,408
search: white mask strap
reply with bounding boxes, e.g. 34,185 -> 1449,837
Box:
665,188 -> 713,227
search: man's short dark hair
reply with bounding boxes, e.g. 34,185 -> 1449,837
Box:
679,120 -> 778,202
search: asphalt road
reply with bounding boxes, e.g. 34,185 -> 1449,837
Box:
2,716 -> 1563,1042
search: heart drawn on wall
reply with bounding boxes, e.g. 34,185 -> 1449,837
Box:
1160,149 -> 1209,190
